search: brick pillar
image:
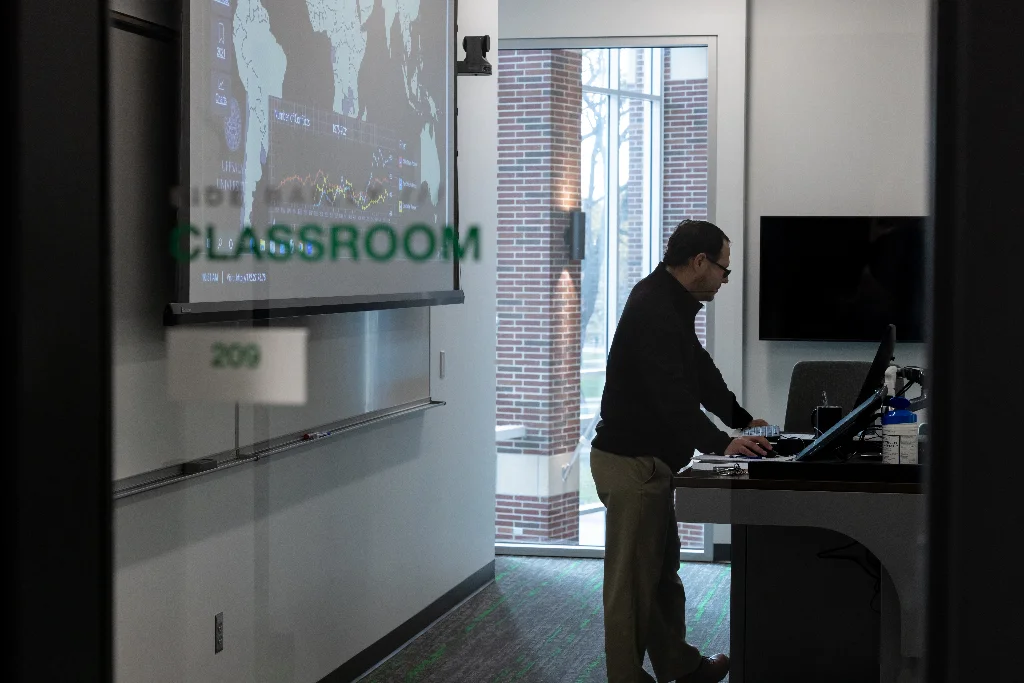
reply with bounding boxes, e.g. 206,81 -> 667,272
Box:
495,49 -> 583,543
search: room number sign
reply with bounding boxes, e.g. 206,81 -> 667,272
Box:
167,328 -> 307,404
210,342 -> 261,368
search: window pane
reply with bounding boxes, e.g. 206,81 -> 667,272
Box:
581,48 -> 609,89
617,47 -> 652,94
616,97 -> 653,321
578,90 -> 609,529
580,90 -> 609,412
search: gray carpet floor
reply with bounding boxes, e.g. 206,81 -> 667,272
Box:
358,556 -> 731,683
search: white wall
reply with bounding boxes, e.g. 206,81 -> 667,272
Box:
500,0 -> 749,402
113,3 -> 498,682
744,0 -> 930,424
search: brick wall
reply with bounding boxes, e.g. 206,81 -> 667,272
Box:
678,520 -> 705,550
495,493 -> 580,543
496,49 -> 583,542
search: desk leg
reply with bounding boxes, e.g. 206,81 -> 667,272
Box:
880,567 -> 922,683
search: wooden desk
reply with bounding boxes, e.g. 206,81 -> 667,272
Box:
674,469 -> 925,683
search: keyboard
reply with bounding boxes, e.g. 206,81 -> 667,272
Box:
742,424 -> 782,438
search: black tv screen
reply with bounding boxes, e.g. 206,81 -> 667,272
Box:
759,216 -> 926,342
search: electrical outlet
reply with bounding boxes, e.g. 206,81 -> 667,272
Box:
439,350 -> 446,379
215,612 -> 224,653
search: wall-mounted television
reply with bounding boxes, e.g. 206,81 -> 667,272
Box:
167,0 -> 463,324
759,216 -> 926,342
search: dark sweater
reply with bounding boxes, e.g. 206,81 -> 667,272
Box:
591,262 -> 753,472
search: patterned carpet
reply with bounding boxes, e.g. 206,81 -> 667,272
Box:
358,556 -> 732,683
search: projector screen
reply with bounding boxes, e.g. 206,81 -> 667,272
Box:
171,0 -> 461,322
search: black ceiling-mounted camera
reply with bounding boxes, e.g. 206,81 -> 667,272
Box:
458,35 -> 492,75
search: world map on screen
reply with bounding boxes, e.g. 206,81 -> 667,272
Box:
198,0 -> 449,241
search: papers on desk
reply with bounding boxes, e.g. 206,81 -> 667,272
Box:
691,454 -> 758,470
696,454 -> 762,463
689,454 -> 796,471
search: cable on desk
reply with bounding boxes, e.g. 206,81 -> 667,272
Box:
850,416 -> 886,459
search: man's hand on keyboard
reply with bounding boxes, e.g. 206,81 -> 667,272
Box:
747,418 -> 771,428
724,436 -> 773,457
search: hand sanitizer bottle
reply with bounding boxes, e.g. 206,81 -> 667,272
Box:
882,396 -> 918,464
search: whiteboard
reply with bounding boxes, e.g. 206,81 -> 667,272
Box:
111,24 -> 431,483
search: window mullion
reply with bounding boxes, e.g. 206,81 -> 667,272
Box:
651,48 -> 664,273
606,91 -> 620,346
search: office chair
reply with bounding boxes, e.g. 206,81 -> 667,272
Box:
783,360 -> 873,433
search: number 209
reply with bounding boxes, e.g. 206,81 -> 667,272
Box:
211,342 -> 260,369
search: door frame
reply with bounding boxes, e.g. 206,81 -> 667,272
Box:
497,37 -> 721,562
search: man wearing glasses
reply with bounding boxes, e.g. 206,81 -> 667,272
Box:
590,219 -> 771,683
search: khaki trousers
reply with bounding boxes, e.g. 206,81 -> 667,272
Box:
591,446 -> 703,683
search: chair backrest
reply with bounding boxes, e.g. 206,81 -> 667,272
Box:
783,360 -> 873,433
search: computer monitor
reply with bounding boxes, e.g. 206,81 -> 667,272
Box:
854,323 -> 897,407
795,387 -> 886,461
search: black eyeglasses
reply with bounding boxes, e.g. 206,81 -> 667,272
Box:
706,258 -> 731,278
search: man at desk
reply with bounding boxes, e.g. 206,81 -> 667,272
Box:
590,219 -> 772,683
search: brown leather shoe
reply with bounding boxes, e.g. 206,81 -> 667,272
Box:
675,653 -> 730,683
